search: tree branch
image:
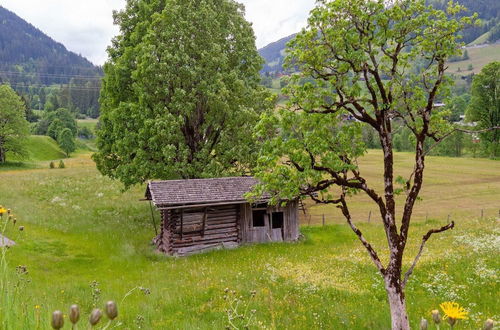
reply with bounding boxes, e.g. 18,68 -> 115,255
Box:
424,126 -> 500,157
402,221 -> 455,288
337,193 -> 386,274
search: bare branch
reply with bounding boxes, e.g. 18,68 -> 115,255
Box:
402,221 -> 455,288
424,126 -> 500,157
338,193 -> 386,274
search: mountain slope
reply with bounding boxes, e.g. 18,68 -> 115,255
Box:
0,6 -> 102,117
258,0 -> 499,75
258,34 -> 296,74
0,6 -> 102,85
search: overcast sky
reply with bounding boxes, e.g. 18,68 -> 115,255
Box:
1,0 -> 316,65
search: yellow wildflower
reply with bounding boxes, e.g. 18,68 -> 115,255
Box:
439,302 -> 468,326
0,207 -> 7,216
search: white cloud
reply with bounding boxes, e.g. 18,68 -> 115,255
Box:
1,0 -> 315,65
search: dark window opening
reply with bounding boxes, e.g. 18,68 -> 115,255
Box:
252,209 -> 267,227
252,203 -> 268,209
271,212 -> 284,229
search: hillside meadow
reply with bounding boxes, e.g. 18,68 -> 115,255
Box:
0,144 -> 499,329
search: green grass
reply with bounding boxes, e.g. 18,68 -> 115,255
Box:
468,31 -> 491,46
0,152 -> 499,328
446,44 -> 500,75
4,136 -> 66,168
77,119 -> 99,133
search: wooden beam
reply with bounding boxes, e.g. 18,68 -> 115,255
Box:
156,201 -> 264,211
180,209 -> 184,240
202,207 -> 208,237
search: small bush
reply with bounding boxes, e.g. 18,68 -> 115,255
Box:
49,161 -> 55,169
58,160 -> 65,169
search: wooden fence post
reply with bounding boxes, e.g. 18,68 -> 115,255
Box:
322,214 -> 325,226
368,211 -> 371,223
481,209 -> 484,219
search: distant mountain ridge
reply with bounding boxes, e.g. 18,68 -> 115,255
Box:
258,34 -> 296,74
0,6 -> 102,85
0,6 -> 102,117
258,0 -> 500,76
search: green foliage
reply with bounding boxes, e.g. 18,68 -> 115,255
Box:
252,0 -> 473,202
77,126 -> 94,139
95,0 -> 271,187
0,85 -> 30,163
58,160 -> 65,169
466,61 -> 500,158
57,128 -> 76,158
35,108 -> 77,139
446,94 -> 470,122
49,161 -> 55,169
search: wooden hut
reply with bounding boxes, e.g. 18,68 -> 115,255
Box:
145,177 -> 299,256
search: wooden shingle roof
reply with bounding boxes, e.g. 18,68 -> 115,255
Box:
146,177 -> 266,208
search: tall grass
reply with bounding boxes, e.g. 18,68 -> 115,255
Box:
0,151 -> 498,328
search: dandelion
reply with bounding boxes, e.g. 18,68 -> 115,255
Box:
89,308 -> 102,326
439,302 -> 468,328
420,317 -> 428,330
69,304 -> 80,325
105,301 -> 118,320
51,310 -> 64,329
432,310 -> 441,325
0,206 -> 6,216
483,319 -> 495,330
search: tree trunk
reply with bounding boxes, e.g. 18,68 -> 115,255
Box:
0,145 -> 5,163
385,274 -> 410,330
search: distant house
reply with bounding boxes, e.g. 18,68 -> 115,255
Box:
145,177 -> 300,256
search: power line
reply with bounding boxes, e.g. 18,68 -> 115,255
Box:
4,83 -> 101,91
0,70 -> 103,80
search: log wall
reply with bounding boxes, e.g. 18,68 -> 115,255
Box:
155,201 -> 299,256
157,204 -> 240,256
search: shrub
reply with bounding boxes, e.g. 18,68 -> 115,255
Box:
49,161 -> 55,169
58,160 -> 65,169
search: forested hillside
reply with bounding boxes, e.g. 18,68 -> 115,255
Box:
0,6 -> 102,117
258,34 -> 295,74
258,0 -> 500,76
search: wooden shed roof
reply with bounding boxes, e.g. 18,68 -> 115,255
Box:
146,177 -> 266,208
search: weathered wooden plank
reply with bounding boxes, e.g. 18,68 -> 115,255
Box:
173,236 -> 239,248
174,241 -> 239,256
172,226 -> 237,237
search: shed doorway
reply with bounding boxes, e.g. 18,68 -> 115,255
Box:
271,211 -> 284,242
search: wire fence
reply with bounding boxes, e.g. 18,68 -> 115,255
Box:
298,208 -> 500,226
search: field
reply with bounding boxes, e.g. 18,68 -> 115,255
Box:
446,44 -> 500,75
0,146 -> 499,329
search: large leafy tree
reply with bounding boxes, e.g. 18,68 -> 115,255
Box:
252,1 -> 476,328
0,84 -> 30,163
466,61 -> 500,158
94,0 -> 270,187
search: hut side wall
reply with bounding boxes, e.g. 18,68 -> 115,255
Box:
240,201 -> 299,243
157,204 -> 240,256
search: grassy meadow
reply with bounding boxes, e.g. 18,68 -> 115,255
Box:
0,144 -> 499,329
446,44 -> 500,75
